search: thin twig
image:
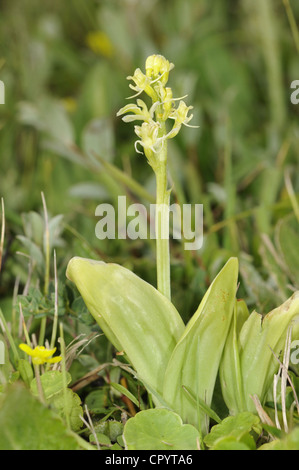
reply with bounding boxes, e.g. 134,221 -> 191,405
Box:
59,323 -> 71,429
71,362 -> 111,392
273,373 -> 281,430
80,404 -> 101,450
282,0 -> 299,55
250,394 -> 276,441
270,343 -> 299,416
19,302 -> 31,346
50,251 -> 58,349
270,331 -> 299,434
39,192 -> 50,346
41,191 -> 50,295
281,327 -> 293,433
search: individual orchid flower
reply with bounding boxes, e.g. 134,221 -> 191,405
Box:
133,120 -> 164,169
153,86 -> 174,121
168,101 -> 198,138
126,68 -> 158,100
117,99 -> 159,123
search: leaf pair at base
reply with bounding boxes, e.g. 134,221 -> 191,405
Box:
66,256 -> 299,435
66,256 -> 238,434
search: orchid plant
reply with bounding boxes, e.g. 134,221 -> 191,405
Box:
66,55 -> 299,439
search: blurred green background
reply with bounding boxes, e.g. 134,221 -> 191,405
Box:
1,0 -> 299,322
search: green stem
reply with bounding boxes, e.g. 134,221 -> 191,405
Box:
34,364 -> 46,404
41,192 -> 50,297
254,0 -> 286,132
38,317 -> 47,347
50,251 -> 59,350
59,323 -> 71,430
0,308 -> 20,366
39,192 -> 50,346
155,157 -> 171,301
283,0 -> 299,56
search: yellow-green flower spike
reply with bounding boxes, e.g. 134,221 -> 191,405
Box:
117,54 -> 198,300
118,54 -> 197,166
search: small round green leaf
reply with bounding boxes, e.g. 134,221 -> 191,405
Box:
204,412 -> 260,450
123,408 -> 200,450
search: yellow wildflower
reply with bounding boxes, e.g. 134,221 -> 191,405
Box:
61,97 -> 77,114
19,343 -> 62,366
134,120 -> 161,154
86,31 -> 114,58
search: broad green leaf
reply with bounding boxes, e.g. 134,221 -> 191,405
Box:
209,436 -> 252,450
93,420 -> 124,442
66,257 -> 185,398
123,408 -> 200,450
259,427 -> 299,450
50,388 -> 83,432
219,299 -> 249,415
204,412 -> 261,450
258,440 -> 284,450
30,371 -> 83,432
30,370 -> 72,399
89,432 -> 111,447
182,385 -> 221,424
0,383 -> 82,450
238,291 -> 299,412
163,257 -> 238,434
85,389 -> 109,414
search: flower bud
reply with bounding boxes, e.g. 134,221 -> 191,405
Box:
145,55 -> 174,85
